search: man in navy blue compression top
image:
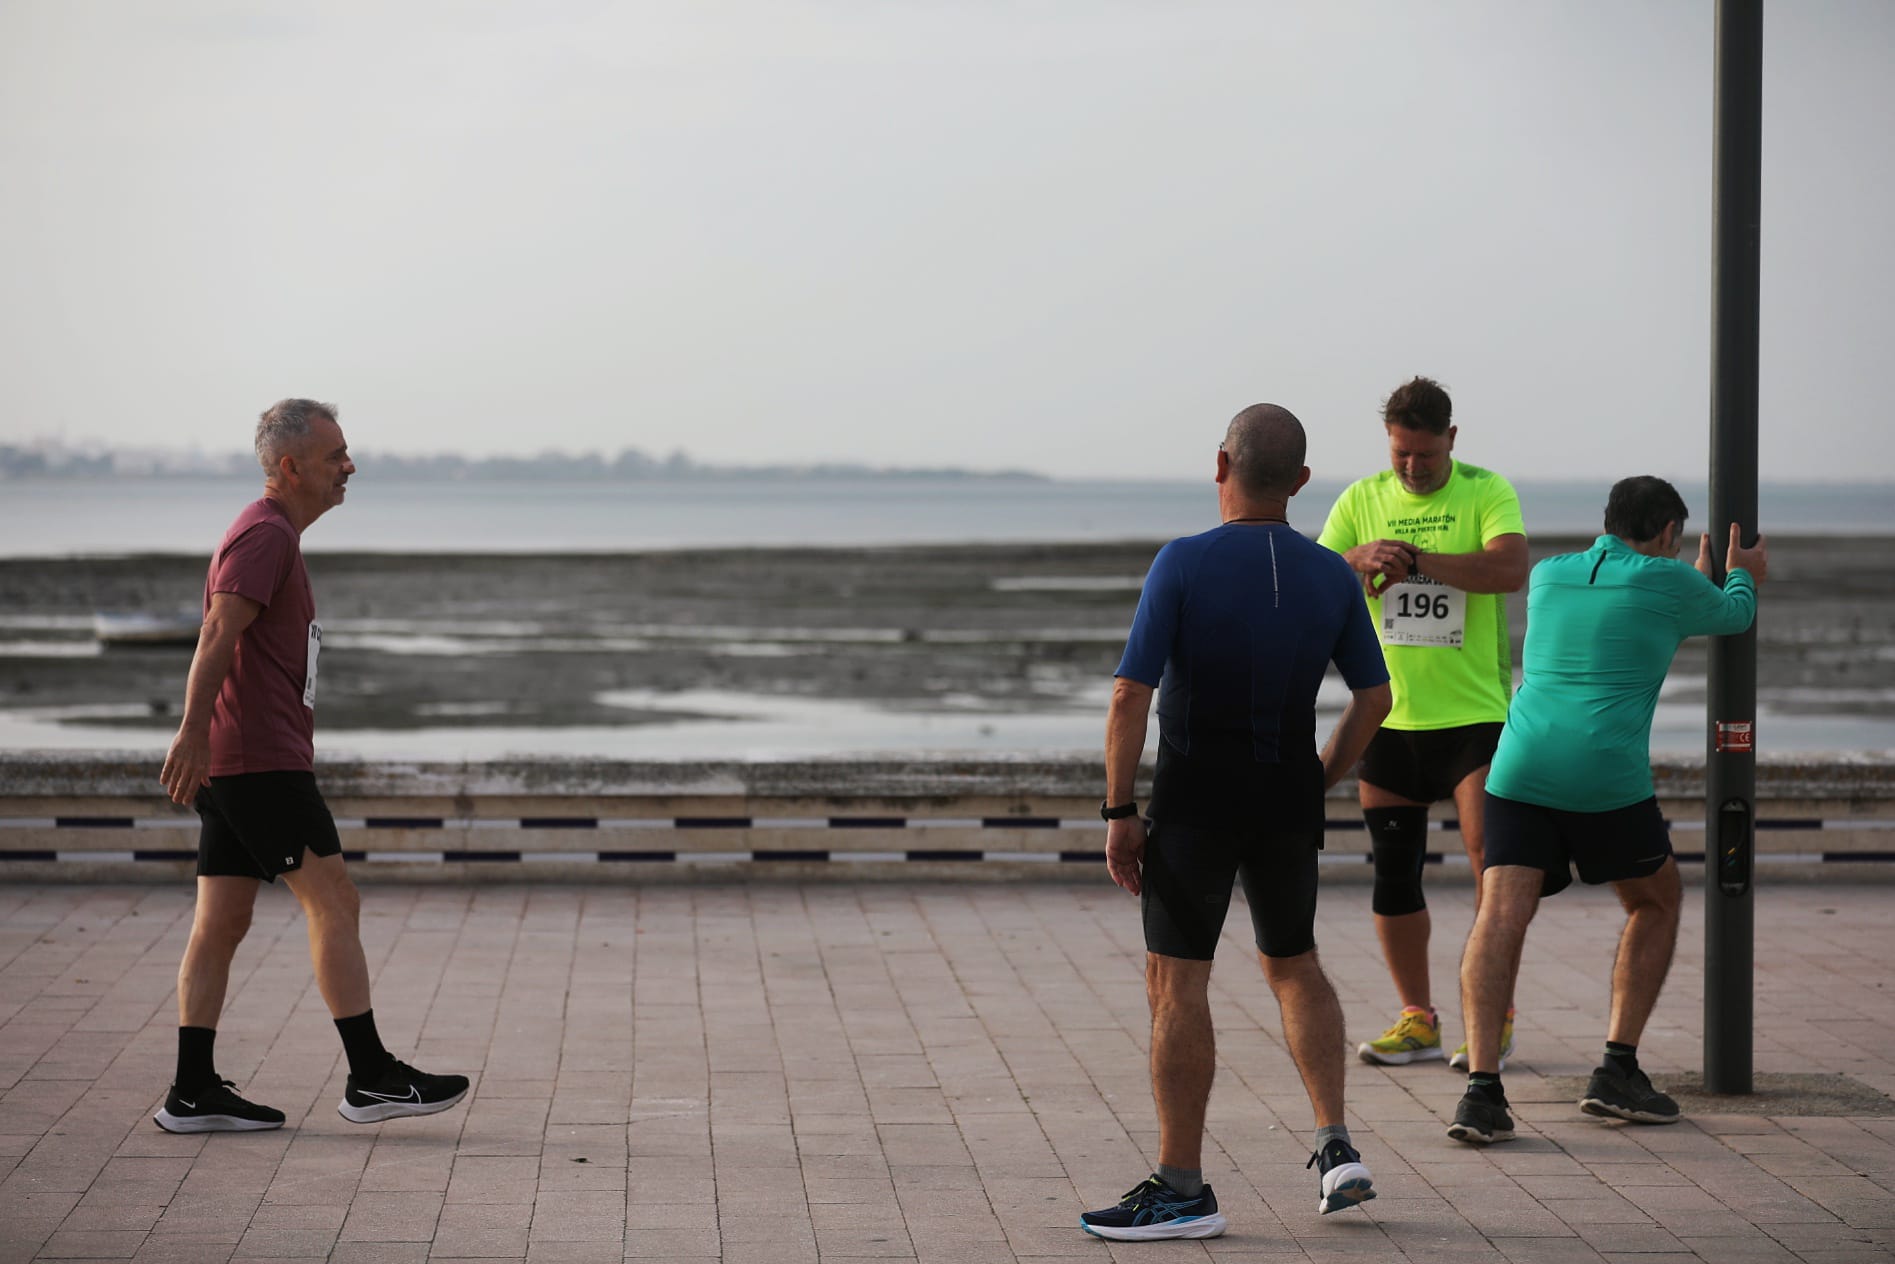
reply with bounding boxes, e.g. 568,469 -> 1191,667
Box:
1079,404 -> 1393,1243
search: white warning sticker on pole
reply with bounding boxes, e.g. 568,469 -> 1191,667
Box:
1715,720 -> 1754,753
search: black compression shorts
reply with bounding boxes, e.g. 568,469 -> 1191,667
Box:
1358,722 -> 1503,804
1140,761 -> 1325,960
195,771 -> 342,882
1481,791 -> 1674,897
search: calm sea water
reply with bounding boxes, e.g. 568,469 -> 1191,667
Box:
0,477 -> 1889,556
2,682 -> 1887,760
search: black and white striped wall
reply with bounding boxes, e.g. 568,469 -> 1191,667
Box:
3,754 -> 1891,879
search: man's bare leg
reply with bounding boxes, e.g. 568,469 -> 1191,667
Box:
1458,866 -> 1540,1074
1146,953 -> 1216,1171
1258,949 -> 1346,1126
178,876 -> 261,1028
1361,780 -> 1432,1011
1576,858 -> 1685,1124
1445,864 -> 1539,1144
1450,767 -> 1514,1060
1264,948 -> 1375,1212
280,851 -> 371,1018
1606,858 -> 1683,1046
281,851 -> 469,1122
1451,768 -> 1492,914
157,874 -> 284,1131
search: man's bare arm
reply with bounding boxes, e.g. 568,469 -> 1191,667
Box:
1413,533 -> 1529,594
1104,677 -> 1154,895
160,592 -> 263,805
1320,682 -> 1392,790
1105,678 -> 1152,806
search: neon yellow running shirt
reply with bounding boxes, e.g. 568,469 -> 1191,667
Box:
1317,461 -> 1525,731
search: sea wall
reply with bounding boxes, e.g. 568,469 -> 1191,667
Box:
2,752 -> 1890,883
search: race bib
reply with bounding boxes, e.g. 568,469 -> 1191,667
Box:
1380,576 -> 1465,647
304,621 -> 323,708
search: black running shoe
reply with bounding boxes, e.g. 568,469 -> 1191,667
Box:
337,1058 -> 469,1124
1580,1064 -> 1681,1124
1446,1086 -> 1516,1144
153,1080 -> 285,1133
1079,1175 -> 1226,1241
1307,1139 -> 1376,1214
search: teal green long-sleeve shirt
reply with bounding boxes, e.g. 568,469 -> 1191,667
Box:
1485,534 -> 1756,812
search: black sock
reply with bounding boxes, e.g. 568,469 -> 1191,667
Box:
1467,1072 -> 1504,1100
176,1026 -> 218,1092
334,1010 -> 393,1080
1603,1041 -> 1638,1075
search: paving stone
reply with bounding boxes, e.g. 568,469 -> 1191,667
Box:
0,881 -> 1889,1263
34,1227 -> 147,1258
128,1234 -> 240,1263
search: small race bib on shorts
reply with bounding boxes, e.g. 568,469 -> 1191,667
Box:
1380,576 -> 1465,648
304,620 -> 322,708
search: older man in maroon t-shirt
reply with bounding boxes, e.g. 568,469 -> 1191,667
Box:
154,398 -> 468,1134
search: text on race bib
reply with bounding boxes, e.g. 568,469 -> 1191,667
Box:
1380,575 -> 1465,648
304,621 -> 322,708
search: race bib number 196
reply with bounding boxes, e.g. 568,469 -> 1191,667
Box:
304,621 -> 322,708
1380,576 -> 1465,648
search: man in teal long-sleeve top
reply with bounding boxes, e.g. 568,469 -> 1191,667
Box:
1445,476 -> 1767,1146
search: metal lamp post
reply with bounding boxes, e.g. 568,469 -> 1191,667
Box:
1704,0 -> 1763,1096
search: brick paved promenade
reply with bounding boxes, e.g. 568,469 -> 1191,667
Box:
2,878 -> 1891,1263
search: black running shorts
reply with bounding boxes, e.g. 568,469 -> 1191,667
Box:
1358,722 -> 1503,804
1141,773 -> 1324,961
195,771 -> 342,882
1481,791 -> 1673,897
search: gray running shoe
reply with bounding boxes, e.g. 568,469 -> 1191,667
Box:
1579,1064 -> 1681,1124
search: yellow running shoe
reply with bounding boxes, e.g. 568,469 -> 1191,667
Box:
1356,1006 -> 1443,1065
1449,1009 -> 1516,1071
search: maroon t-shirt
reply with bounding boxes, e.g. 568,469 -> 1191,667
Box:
204,498 -> 318,775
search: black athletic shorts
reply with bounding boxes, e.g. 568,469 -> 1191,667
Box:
1358,722 -> 1503,804
1141,763 -> 1324,961
195,771 -> 342,882
1481,791 -> 1674,898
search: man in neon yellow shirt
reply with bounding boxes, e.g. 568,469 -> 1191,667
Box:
1317,377 -> 1528,1068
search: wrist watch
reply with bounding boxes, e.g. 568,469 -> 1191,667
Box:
1099,800 -> 1139,821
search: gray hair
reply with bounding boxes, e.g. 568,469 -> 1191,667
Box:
255,398 -> 339,472
1223,403 -> 1307,495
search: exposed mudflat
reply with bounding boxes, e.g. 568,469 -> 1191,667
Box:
0,535 -> 1888,748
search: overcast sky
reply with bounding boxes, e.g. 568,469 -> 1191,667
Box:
2,1 -> 1890,482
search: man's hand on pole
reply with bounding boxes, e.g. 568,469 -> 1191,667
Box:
1726,522 -> 1768,583
1696,532 -> 1716,580
1106,815 -> 1147,896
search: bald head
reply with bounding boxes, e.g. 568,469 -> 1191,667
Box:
1223,404 -> 1307,496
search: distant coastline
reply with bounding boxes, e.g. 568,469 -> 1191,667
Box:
0,441 -> 1047,484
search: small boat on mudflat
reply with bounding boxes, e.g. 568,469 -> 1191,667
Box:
94,611 -> 201,648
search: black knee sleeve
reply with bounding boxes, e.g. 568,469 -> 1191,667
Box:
1367,806 -> 1430,916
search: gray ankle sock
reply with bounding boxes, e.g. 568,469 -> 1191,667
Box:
1315,1124 -> 1352,1152
1155,1164 -> 1203,1197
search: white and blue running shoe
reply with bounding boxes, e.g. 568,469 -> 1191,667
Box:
1309,1138 -> 1376,1215
1079,1174 -> 1226,1241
